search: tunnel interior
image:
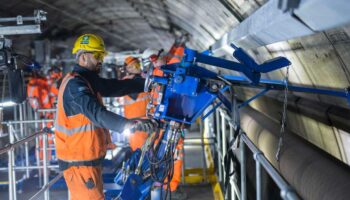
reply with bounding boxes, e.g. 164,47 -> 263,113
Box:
0,0 -> 350,200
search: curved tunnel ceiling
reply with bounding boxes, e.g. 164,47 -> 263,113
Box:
0,0 -> 254,51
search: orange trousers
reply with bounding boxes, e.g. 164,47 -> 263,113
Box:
63,166 -> 104,200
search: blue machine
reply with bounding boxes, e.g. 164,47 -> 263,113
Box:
108,45 -> 350,200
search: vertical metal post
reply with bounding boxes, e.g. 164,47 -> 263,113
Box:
240,137 -> 246,200
43,133 -> 49,200
19,103 -> 24,138
23,102 -> 28,136
25,142 -> 30,178
256,160 -> 262,200
229,125 -> 236,200
9,125 -> 17,200
35,111 -> 42,187
35,136 -> 42,187
13,105 -> 18,132
221,113 -> 227,180
23,102 -> 30,178
200,118 -> 207,181
215,110 -> 222,182
8,126 -> 14,200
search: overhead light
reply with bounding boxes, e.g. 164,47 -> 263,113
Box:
0,101 -> 16,107
122,128 -> 131,137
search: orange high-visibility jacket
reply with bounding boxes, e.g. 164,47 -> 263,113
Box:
119,92 -> 150,151
27,77 -> 52,110
165,45 -> 185,64
123,92 -> 150,119
55,73 -> 109,162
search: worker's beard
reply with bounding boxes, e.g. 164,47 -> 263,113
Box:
86,57 -> 102,74
94,62 -> 102,74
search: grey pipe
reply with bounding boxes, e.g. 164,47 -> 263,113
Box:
240,106 -> 350,200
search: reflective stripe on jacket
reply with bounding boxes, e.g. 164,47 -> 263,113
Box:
55,73 -> 109,162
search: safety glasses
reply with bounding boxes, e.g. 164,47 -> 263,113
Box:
85,51 -> 105,61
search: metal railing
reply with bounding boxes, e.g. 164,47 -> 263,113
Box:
209,108 -> 300,200
0,106 -> 62,200
0,127 -> 62,200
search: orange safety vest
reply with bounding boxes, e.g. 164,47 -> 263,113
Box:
118,92 -> 150,151
55,73 -> 109,162
165,45 -> 185,64
123,92 -> 150,119
27,77 -> 52,110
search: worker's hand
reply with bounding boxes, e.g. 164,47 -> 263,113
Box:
106,143 -> 117,150
128,118 -> 159,133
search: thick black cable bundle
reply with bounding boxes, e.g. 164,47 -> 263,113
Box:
146,126 -> 179,199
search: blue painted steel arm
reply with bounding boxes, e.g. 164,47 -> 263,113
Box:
186,48 -> 261,84
223,75 -> 349,100
238,88 -> 270,109
184,48 -> 246,72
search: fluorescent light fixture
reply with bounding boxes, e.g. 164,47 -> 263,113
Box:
0,101 -> 16,107
122,128 -> 131,137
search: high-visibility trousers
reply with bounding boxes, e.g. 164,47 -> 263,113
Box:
63,166 -> 104,200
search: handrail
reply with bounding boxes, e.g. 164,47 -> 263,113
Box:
215,108 -> 300,200
37,108 -> 56,113
241,134 -> 299,200
29,172 -> 64,200
1,119 -> 54,125
0,131 -> 46,155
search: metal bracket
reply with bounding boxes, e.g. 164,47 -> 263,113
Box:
0,10 -> 47,36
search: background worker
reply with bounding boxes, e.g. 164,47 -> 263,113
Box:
119,56 -> 150,151
46,66 -> 62,105
26,62 -> 55,160
122,56 -> 150,150
26,62 -> 52,112
55,33 -> 157,200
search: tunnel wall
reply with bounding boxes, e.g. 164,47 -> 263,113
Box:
240,106 -> 350,200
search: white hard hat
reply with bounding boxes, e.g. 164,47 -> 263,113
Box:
141,48 -> 159,60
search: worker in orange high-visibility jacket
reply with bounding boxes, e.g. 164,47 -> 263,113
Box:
27,68 -> 55,160
47,66 -> 63,105
164,41 -> 185,64
55,34 -> 157,200
119,56 -> 150,151
27,74 -> 52,111
141,47 -> 186,195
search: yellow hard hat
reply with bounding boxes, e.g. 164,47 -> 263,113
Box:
72,34 -> 107,55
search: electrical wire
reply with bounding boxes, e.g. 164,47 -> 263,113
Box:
144,125 -> 180,199
276,66 -> 289,161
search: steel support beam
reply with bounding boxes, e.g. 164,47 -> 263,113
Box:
0,25 -> 41,35
239,106 -> 350,200
212,0 -> 350,55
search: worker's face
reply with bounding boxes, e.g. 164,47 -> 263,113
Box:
80,52 -> 104,73
125,62 -> 141,74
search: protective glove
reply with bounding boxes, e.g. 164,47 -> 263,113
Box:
128,118 -> 159,133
